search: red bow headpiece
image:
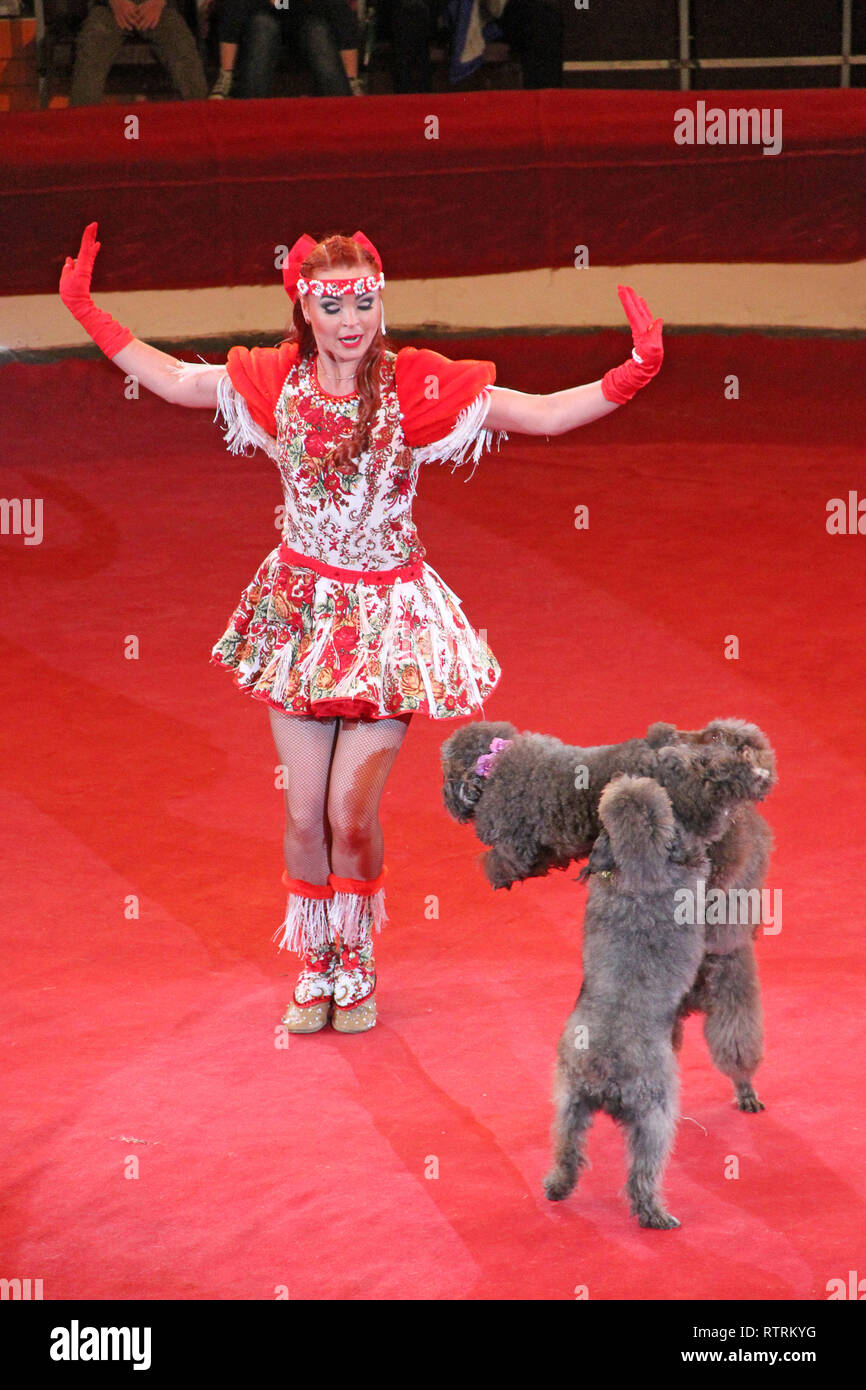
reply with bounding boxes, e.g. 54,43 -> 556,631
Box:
282,231 -> 384,302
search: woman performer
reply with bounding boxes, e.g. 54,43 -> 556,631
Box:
59,222 -> 663,1034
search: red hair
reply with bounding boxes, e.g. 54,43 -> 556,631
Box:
278,233 -> 388,471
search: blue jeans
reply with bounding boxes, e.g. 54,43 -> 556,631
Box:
234,0 -> 351,98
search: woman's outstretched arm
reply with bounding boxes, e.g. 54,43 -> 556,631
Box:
59,223 -> 225,408
483,378 -> 619,435
111,339 -> 226,407
483,286 -> 664,436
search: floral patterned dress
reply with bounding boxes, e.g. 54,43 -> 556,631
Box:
208,341 -> 507,721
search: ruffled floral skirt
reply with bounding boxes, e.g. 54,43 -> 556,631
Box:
211,543 -> 501,720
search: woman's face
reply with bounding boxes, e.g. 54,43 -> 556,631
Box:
302,261 -> 382,369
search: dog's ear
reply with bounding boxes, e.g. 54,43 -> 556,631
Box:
700,718 -> 772,750
654,744 -> 692,781
597,775 -> 676,890
702,744 -> 776,806
481,846 -> 515,891
440,722 -> 517,823
645,721 -> 678,749
702,720 -> 777,787
656,742 -> 774,840
585,830 -> 616,880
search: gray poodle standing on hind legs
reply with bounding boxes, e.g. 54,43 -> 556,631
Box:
440,717 -> 777,1112
543,751 -> 771,1228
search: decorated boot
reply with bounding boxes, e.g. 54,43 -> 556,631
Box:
328,867 -> 388,1033
275,873 -> 338,1033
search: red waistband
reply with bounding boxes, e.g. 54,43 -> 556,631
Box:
278,543 -> 424,585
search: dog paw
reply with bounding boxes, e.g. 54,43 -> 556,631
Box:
637,1207 -> 681,1230
735,1089 -> 765,1113
543,1172 -> 574,1202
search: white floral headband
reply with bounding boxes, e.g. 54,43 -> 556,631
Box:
295,272 -> 386,298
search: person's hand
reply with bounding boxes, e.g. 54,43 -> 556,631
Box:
600,286 -> 664,405
108,0 -> 140,31
133,0 -> 166,30
617,285 -> 664,372
59,221 -> 101,313
59,223 -> 134,360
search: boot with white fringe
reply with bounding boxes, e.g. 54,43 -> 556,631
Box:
275,873 -> 338,1033
328,866 -> 388,1033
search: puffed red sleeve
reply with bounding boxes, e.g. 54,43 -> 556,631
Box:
216,341 -> 300,457
395,346 -> 507,476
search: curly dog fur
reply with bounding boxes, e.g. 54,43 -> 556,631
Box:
441,717 -> 776,1110
543,748 -> 772,1228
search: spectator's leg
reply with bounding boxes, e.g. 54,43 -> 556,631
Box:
233,3 -> 282,98
316,0 -> 361,88
499,0 -> 564,89
316,0 -> 359,52
293,6 -> 351,96
68,5 -> 128,107
380,0 -> 435,94
217,0 -> 254,46
147,5 -> 209,98
211,0 -> 254,92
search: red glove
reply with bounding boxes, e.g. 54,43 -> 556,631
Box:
601,285 -> 663,404
59,223 -> 134,360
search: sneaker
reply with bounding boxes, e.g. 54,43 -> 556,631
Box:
208,70 -> 234,100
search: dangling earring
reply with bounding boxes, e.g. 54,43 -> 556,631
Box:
380,303 -> 386,335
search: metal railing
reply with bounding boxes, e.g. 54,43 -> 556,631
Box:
563,0 -> 863,89
30,0 -> 866,108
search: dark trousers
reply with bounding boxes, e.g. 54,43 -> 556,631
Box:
69,2 -> 208,105
233,0 -> 356,97
381,0 -> 564,93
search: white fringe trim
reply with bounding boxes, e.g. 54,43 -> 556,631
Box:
411,387 -> 508,480
214,372 -> 280,461
169,357 -> 218,375
269,578 -> 332,704
419,561 -> 485,708
273,892 -> 336,954
269,634 -> 300,706
329,887 -> 388,947
258,561 -> 494,722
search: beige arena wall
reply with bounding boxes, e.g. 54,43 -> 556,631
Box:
2,260 -> 865,354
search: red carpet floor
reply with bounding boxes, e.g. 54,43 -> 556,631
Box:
1,331 -> 864,1300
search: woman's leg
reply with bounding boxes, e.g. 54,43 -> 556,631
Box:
268,708 -> 340,1030
326,715 -> 411,880
325,714 -> 411,1029
268,707 -> 339,883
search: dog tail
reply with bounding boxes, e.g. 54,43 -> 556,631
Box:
597,775 -> 676,890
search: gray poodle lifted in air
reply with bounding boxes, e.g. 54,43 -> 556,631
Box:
543,750 -> 771,1229
440,717 -> 776,1112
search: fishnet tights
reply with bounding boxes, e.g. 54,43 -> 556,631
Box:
268,708 -> 411,885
